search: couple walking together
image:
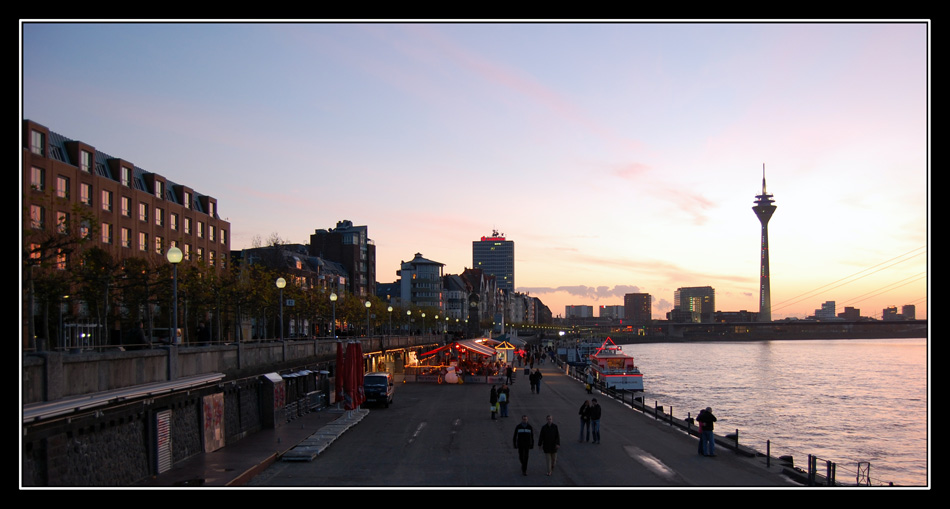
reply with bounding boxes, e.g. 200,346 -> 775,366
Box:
577,398 -> 601,444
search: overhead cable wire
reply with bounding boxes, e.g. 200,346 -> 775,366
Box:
771,247 -> 925,313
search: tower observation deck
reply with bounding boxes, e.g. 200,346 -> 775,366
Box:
752,165 -> 776,322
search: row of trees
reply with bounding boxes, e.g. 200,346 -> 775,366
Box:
22,189 -> 475,350
25,244 -> 466,351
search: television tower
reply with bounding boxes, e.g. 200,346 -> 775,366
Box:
752,164 -> 776,322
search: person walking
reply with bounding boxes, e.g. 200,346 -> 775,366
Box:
585,369 -> 594,394
589,398 -> 602,444
499,385 -> 510,418
490,385 -> 498,420
578,400 -> 592,443
506,365 -> 513,385
697,407 -> 718,456
512,415 -> 535,476
534,369 -> 543,395
538,415 -> 560,476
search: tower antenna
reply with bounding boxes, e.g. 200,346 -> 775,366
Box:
753,165 -> 777,322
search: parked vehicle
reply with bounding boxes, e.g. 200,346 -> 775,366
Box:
363,372 -> 395,408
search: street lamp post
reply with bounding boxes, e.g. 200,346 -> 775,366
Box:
387,306 -> 393,335
406,310 -> 411,335
166,247 -> 182,345
276,277 -> 286,341
365,300 -> 372,337
330,292 -> 338,339
422,313 -> 426,336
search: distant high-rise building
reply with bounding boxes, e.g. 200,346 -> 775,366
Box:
882,306 -> 899,321
838,306 -> 861,321
752,165 -> 777,322
623,293 -> 652,325
565,305 -> 594,318
309,220 -> 376,298
599,305 -> 624,320
815,301 -> 836,320
473,230 -> 514,293
674,286 -> 715,323
902,305 -> 916,320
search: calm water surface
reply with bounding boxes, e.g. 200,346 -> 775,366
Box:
624,337 -> 928,486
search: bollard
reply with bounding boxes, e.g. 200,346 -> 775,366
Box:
766,440 -> 771,468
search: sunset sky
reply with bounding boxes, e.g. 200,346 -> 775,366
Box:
21,21 -> 930,320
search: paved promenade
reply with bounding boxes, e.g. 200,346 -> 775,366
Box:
140,364 -> 799,488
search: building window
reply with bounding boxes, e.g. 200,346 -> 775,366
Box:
170,213 -> 178,231
31,167 -> 45,191
30,205 -> 44,229
155,180 -> 164,199
139,202 -> 149,222
155,236 -> 164,254
121,166 -> 132,187
139,232 -> 148,251
121,196 -> 131,217
220,229 -> 227,245
31,130 -> 44,156
197,221 -> 204,238
208,250 -> 215,267
184,217 -> 191,235
183,191 -> 191,209
209,225 -> 215,242
101,223 -> 113,244
80,150 -> 92,172
184,244 -> 191,261
56,175 -> 69,199
80,183 -> 92,206
155,207 -> 164,227
196,247 -> 204,262
209,202 -> 215,217
56,211 -> 69,235
55,250 -> 67,270
121,227 -> 131,248
80,220 -> 90,239
102,190 -> 113,212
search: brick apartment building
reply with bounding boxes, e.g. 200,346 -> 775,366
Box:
23,119 -> 230,269
23,120 -> 231,346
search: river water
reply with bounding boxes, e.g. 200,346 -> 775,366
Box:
615,337 -> 928,487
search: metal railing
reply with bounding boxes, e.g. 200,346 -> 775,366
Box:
557,358 -> 896,487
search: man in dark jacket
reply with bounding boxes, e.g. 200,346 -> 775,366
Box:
538,415 -> 560,476
589,398 -> 602,444
512,415 -> 535,475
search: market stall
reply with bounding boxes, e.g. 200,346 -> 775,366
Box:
405,338 -> 508,384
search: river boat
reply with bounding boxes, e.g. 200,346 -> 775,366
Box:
559,341 -> 600,367
589,337 -> 644,392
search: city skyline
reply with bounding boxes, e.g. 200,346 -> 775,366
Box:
20,21 -> 930,320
